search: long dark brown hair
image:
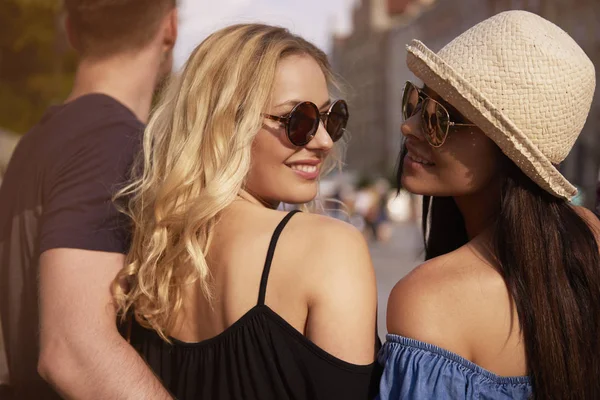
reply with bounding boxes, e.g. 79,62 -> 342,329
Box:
396,145 -> 600,399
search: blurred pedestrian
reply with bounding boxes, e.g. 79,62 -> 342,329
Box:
380,11 -> 599,400
112,24 -> 381,400
0,1 -> 178,398
373,177 -> 393,242
354,180 -> 379,239
355,178 -> 392,242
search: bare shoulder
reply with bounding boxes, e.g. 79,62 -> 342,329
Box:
285,211 -> 376,308
289,212 -> 372,270
386,244 -> 507,356
290,211 -> 364,237
386,254 -> 458,341
287,212 -> 377,364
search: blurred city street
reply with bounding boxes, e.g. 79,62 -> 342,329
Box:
368,222 -> 423,341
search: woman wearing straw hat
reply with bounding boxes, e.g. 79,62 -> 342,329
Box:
380,10 -> 600,400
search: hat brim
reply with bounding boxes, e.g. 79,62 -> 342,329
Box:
406,39 -> 577,200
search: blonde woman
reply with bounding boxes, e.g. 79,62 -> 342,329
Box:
113,24 -> 381,400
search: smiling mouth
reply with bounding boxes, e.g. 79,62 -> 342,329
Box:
407,152 -> 435,166
289,164 -> 318,174
286,162 -> 320,180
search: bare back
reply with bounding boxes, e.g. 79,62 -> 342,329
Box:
170,200 -> 378,366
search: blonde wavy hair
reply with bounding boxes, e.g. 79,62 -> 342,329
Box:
112,24 -> 346,341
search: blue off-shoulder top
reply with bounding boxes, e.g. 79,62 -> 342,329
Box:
377,334 -> 532,400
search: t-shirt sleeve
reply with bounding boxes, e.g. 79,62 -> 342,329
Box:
39,122 -> 142,254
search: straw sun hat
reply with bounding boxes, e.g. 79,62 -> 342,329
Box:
406,10 -> 596,200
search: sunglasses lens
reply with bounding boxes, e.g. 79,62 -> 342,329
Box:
326,100 -> 349,142
421,99 -> 449,147
402,83 -> 420,120
289,102 -> 318,146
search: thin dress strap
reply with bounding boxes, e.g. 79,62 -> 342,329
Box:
257,210 -> 301,306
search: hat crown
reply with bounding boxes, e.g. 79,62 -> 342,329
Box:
436,10 -> 595,164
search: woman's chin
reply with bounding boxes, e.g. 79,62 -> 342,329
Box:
401,175 -> 427,196
279,189 -> 318,205
401,175 -> 443,197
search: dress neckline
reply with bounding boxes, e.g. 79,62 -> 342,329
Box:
384,334 -> 530,385
135,304 -> 377,373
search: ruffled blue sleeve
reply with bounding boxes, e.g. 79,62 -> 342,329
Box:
376,334 -> 532,400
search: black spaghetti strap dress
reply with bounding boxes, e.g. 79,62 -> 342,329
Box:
129,210 -> 382,399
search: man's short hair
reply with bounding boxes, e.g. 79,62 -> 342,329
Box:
64,0 -> 176,58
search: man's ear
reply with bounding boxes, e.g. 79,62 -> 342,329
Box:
163,8 -> 178,52
64,15 -> 81,52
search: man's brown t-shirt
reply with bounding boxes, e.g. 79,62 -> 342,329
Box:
0,94 -> 143,399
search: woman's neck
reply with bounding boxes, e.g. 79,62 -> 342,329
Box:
237,188 -> 279,210
453,180 -> 501,239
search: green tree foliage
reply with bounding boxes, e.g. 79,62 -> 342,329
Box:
0,0 -> 77,134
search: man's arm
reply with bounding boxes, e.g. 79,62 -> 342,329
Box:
37,248 -> 172,399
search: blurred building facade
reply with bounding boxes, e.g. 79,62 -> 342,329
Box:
333,0 -> 600,208
331,0 -> 390,175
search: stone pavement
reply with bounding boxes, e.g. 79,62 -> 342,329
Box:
368,222 -> 424,342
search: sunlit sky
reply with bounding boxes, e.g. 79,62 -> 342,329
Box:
173,0 -> 358,69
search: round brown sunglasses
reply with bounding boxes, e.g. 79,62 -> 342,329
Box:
402,81 -> 476,147
263,99 -> 349,147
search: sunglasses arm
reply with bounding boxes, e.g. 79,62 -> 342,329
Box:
449,122 -> 477,127
263,114 -> 290,124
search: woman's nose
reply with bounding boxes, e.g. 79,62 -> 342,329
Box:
401,114 -> 425,141
306,120 -> 333,151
